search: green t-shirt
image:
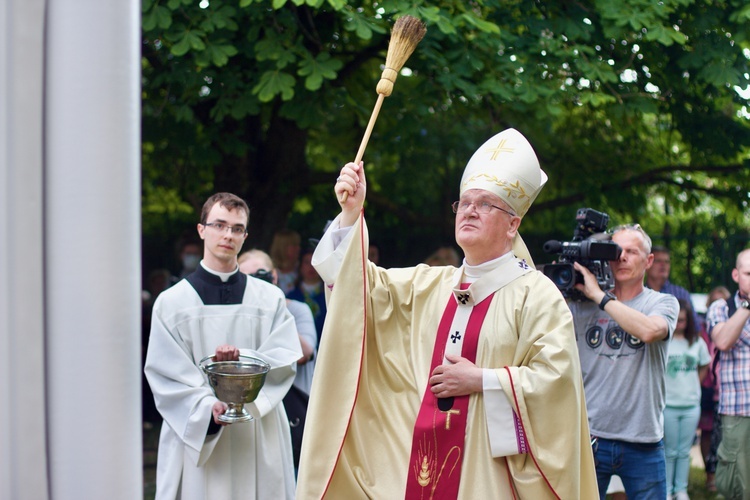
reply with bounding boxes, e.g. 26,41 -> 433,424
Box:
665,336 -> 711,408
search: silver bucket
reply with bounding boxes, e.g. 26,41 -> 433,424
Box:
199,354 -> 270,423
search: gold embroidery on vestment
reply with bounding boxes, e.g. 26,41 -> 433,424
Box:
412,424 -> 464,497
417,456 -> 431,486
441,408 -> 460,430
460,173 -> 528,205
413,445 -> 436,488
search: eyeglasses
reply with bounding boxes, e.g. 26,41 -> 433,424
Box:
451,200 -> 516,217
202,221 -> 247,236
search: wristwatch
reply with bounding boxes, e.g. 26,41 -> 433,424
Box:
599,291 -> 617,311
741,299 -> 750,310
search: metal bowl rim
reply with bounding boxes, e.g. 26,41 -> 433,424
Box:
199,354 -> 270,375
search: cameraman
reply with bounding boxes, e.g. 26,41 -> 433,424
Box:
569,223 -> 679,499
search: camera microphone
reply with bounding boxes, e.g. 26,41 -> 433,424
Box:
543,240 -> 563,254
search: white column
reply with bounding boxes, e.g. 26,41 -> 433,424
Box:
45,1 -> 143,498
0,1 -> 49,499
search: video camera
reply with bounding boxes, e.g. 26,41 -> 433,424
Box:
542,208 -> 622,300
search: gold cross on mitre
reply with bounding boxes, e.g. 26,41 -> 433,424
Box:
485,139 -> 515,161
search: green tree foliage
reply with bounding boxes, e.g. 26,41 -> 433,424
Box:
142,0 -> 749,290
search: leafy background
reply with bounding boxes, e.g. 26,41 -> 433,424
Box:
141,0 -> 750,293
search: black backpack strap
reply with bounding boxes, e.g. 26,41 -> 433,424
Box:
727,296 -> 737,318
711,298 -> 737,378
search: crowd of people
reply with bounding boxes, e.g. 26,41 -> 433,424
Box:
140,129 -> 749,500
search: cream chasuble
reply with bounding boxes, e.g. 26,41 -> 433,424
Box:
296,213 -> 598,499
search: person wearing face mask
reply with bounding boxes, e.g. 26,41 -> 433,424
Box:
286,246 -> 327,345
239,249 -> 316,474
295,129 -> 597,499
176,239 -> 202,280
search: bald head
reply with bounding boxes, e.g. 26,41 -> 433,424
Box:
238,249 -> 274,275
736,248 -> 750,270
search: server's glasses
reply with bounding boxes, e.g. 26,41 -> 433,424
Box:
202,222 -> 247,236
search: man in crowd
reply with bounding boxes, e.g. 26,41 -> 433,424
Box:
174,236 -> 203,281
145,192 -> 300,500
296,128 -> 598,498
239,248 -> 316,473
706,248 -> 750,500
647,244 -> 700,326
286,246 -> 328,344
571,224 -> 679,499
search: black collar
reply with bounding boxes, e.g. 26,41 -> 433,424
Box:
185,265 -> 247,305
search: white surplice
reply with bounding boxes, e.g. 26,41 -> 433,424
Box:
145,270 -> 301,500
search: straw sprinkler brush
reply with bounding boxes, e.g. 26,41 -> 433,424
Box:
339,15 -> 427,203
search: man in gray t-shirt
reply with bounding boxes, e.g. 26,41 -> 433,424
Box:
569,224 -> 678,500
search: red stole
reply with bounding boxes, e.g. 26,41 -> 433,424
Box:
404,288 -> 493,499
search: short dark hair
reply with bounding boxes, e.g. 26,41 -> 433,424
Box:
200,193 -> 249,225
651,245 -> 669,255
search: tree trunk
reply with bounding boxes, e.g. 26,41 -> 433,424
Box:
213,112 -> 309,251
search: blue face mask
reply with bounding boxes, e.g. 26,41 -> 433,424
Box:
182,254 -> 200,271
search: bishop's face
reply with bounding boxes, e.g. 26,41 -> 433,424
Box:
454,189 -> 520,265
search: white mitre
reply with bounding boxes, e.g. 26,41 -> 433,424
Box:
460,128 -> 548,218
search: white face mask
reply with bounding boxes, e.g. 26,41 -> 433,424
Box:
182,254 -> 200,271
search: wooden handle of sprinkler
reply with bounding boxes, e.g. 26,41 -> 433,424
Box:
339,93 -> 386,203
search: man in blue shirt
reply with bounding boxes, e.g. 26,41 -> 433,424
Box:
646,245 -> 700,326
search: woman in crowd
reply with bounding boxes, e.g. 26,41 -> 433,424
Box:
664,299 -> 711,500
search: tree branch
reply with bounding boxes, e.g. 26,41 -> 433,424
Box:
534,162 -> 748,211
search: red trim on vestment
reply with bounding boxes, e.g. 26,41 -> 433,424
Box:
504,457 -> 518,500
321,209 -> 368,498
503,366 -> 560,499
